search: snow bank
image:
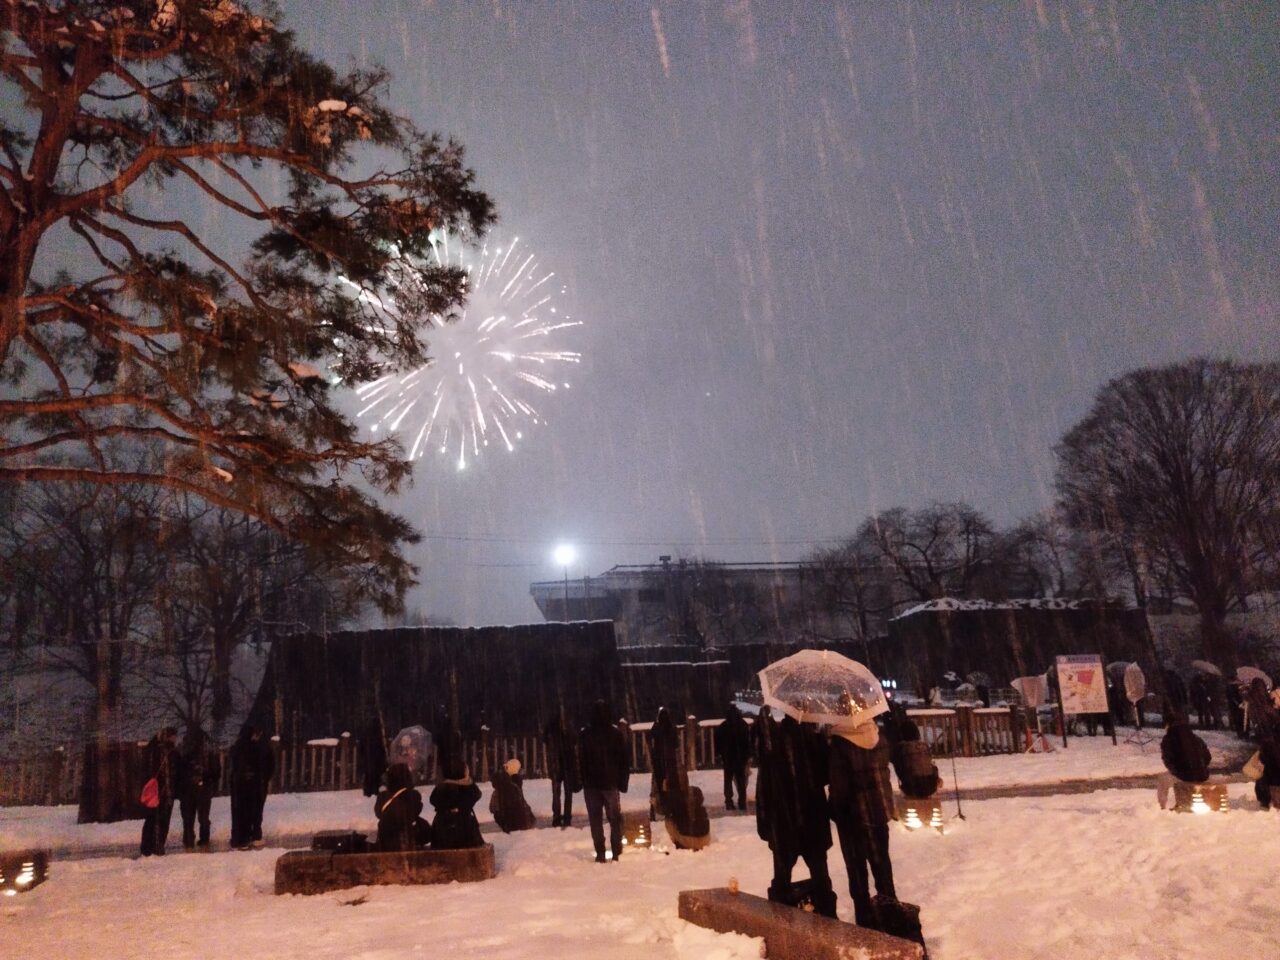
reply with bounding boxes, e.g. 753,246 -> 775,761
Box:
5,787 -> 1279,959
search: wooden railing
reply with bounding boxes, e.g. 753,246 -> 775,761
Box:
1,708 -> 1027,807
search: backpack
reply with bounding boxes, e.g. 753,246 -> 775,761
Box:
873,895 -> 928,958
139,777 -> 160,809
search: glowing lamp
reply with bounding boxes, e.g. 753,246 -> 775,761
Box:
553,543 -> 576,567
0,849 -> 49,895
900,796 -> 944,832
622,811 -> 652,848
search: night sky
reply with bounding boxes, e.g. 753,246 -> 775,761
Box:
287,1 -> 1279,625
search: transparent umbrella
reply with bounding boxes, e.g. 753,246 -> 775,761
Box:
388,725 -> 434,783
1237,666 -> 1271,689
759,650 -> 888,726
1190,660 -> 1223,676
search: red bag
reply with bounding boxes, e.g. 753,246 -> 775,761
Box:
140,777 -> 160,809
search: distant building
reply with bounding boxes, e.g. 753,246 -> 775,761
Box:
530,556 -> 900,651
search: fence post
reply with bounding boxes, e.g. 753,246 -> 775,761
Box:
339,732 -> 352,789
479,727 -> 491,782
685,715 -> 698,771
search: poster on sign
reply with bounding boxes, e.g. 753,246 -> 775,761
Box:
1055,654 -> 1109,715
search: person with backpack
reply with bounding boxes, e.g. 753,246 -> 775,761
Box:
140,726 -> 178,857
375,762 -> 431,851
716,703 -> 752,811
176,726 -> 221,850
1158,714 -> 1212,811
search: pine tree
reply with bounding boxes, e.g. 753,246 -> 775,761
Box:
0,1 -> 495,608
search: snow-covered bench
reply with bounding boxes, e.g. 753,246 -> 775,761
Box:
274,844 -> 496,895
677,887 -> 924,960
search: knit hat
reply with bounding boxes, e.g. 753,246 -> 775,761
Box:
503,758 -> 521,777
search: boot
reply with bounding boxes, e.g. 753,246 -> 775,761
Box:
812,890 -> 838,919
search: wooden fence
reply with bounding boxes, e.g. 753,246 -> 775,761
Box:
1,708 -> 1027,808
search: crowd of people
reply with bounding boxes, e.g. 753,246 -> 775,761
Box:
137,722 -> 273,856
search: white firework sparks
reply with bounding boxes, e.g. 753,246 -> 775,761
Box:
354,233 -> 581,470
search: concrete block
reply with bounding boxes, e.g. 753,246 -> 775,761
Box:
678,887 -> 924,960
274,844 -> 496,895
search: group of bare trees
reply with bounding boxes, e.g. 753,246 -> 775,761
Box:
809,358 -> 1280,668
0,473 -> 364,753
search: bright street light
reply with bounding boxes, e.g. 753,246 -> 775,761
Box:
553,543 -> 576,567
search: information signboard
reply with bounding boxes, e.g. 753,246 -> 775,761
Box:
1055,654 -> 1109,716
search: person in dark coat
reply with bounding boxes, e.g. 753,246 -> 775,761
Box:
829,721 -> 897,928
1254,736 -> 1280,810
716,703 -> 752,811
543,708 -> 581,828
1227,682 -> 1245,738
889,711 -> 941,800
229,724 -> 274,849
649,707 -> 688,820
579,699 -> 630,863
140,726 -> 178,856
1246,679 -> 1279,739
359,717 -> 388,797
1162,668 -> 1190,723
375,762 -> 430,851
754,711 -> 836,918
429,758 -> 483,849
177,726 -> 220,850
490,758 -> 537,832
1158,715 -> 1211,811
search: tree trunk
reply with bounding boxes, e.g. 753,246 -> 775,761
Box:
1199,609 -> 1239,673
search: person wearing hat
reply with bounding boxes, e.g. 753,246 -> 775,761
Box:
828,716 -> 898,929
490,757 -> 537,832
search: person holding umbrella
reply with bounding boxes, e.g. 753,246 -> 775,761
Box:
829,714 -> 898,929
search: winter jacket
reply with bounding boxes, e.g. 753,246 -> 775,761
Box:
429,778 -> 483,849
1161,722 -> 1211,784
543,717 -> 582,791
375,784 -> 427,851
715,706 -> 752,769
144,736 -> 178,805
755,715 -> 831,856
892,740 -> 940,799
649,708 -> 687,815
176,734 -> 221,802
359,720 -> 388,797
829,735 -> 894,826
229,730 -> 275,795
1257,737 -> 1280,789
489,769 -> 536,832
579,703 -> 630,793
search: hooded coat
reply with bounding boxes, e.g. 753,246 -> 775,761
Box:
829,733 -> 894,826
1161,721 -> 1211,784
755,714 -> 831,856
375,763 -> 428,851
489,767 -> 536,832
649,707 -> 688,816
429,773 -> 483,849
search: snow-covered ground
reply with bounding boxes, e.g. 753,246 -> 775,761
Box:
6,784 -> 1280,960
0,729 -> 1248,853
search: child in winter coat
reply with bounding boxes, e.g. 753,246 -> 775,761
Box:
430,759 -> 483,848
375,763 -> 431,851
490,758 -> 536,832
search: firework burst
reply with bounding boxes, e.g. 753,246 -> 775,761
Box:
354,233 -> 581,469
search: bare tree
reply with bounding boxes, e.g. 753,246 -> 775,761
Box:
1055,358 -> 1280,668
860,502 -> 1002,606
804,532 -> 896,643
0,1 -> 495,610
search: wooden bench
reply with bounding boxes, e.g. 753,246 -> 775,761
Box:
678,887 -> 924,960
274,844 -> 496,895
